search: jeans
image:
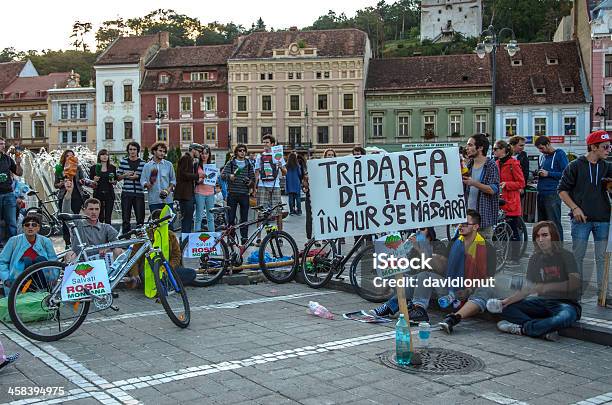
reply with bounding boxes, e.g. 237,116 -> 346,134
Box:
570,220 -> 609,292
227,194 -> 249,242
501,297 -> 578,337
120,194 -> 145,233
194,194 -> 215,232
0,192 -> 16,244
411,272 -> 446,309
506,216 -> 521,260
537,193 -> 563,240
177,199 -> 195,234
288,192 -> 302,214
94,192 -> 114,224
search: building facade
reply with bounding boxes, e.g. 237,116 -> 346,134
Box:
365,55 -> 492,152
495,41 -> 591,156
0,72 -> 70,151
94,33 -> 169,156
420,0 -> 482,42
47,72 -> 96,151
228,28 -> 371,155
140,45 -> 233,160
591,0 -> 612,132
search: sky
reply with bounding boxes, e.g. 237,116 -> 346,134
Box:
0,0 -> 378,51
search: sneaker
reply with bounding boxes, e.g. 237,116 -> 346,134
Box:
439,313 -> 461,334
369,303 -> 394,317
408,305 -> 429,322
0,353 -> 19,370
542,331 -> 560,342
497,320 -> 522,335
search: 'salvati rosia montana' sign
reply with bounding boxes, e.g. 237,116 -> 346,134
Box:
60,259 -> 111,301
182,232 -> 222,258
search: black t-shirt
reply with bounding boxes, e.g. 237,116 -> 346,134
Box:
0,153 -> 17,193
526,248 -> 581,304
128,158 -> 141,172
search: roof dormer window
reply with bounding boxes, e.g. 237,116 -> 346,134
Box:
546,55 -> 558,65
159,74 -> 169,84
190,72 -> 210,81
562,86 -> 574,93
534,87 -> 546,95
511,59 -> 522,66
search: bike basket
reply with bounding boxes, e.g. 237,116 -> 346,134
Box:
0,292 -> 52,323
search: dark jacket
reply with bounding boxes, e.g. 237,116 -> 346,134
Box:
515,151 -> 530,187
174,153 -> 199,200
221,158 -> 255,196
558,156 -> 612,222
90,164 -> 117,200
54,165 -> 87,201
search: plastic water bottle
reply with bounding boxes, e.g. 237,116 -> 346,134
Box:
395,314 -> 412,366
109,247 -> 132,279
418,322 -> 431,348
438,292 -> 460,309
486,299 -> 503,314
308,301 -> 334,320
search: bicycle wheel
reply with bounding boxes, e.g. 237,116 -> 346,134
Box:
180,237 -> 229,287
152,258 -> 190,328
259,231 -> 299,283
301,239 -> 337,288
8,261 -> 90,342
349,242 -> 393,303
492,222 -> 512,271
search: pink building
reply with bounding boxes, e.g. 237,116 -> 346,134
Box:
591,0 -> 612,132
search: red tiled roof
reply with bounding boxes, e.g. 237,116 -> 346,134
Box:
0,61 -> 26,92
366,55 -> 491,91
231,29 -> 367,59
496,41 -> 587,105
95,34 -> 165,65
146,45 -> 235,68
141,67 -> 228,92
2,73 -> 70,101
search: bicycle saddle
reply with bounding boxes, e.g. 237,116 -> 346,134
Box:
210,206 -> 230,214
57,213 -> 89,221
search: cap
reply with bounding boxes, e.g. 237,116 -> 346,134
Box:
586,130 -> 610,145
189,143 -> 204,152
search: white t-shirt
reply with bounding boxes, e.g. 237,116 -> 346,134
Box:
255,153 -> 286,188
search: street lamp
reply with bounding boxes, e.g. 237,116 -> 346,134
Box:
147,111 -> 166,142
595,106 -> 607,131
474,25 -> 520,146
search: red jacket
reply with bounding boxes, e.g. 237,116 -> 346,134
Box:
496,157 -> 525,217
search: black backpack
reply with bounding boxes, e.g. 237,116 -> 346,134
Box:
259,153 -> 278,181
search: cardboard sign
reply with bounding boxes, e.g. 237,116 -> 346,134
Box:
203,164 -> 219,186
182,232 -> 222,257
271,145 -> 284,163
607,221 -> 612,253
60,259 -> 111,301
307,148 -> 466,240
374,234 -> 414,278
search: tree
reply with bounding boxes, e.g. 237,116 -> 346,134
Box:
0,47 -> 26,63
95,18 -> 130,51
26,49 -> 98,86
138,9 -> 202,47
255,17 -> 266,31
70,21 -> 93,52
143,147 -> 150,162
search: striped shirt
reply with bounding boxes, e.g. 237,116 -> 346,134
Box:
117,157 -> 145,195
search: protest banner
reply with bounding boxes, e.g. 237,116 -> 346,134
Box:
598,222 -> 612,306
307,147 -> 466,240
271,145 -> 284,163
182,232 -> 222,258
61,259 -> 111,301
203,164 -> 219,186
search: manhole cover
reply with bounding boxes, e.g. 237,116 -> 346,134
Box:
379,348 -> 485,375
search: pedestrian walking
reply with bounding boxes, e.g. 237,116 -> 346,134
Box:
286,151 -> 303,216
90,149 -> 117,224
117,142 -> 146,233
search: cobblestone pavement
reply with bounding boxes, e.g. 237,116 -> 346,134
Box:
1,202 -> 611,405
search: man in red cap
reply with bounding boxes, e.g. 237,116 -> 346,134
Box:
558,130 -> 612,298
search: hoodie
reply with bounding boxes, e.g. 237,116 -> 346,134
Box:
537,148 -> 569,196
557,156 -> 612,222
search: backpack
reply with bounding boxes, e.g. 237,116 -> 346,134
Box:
259,153 -> 278,182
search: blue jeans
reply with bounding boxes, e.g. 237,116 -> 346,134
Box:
501,297 -> 578,337
537,193 -> 563,240
571,220 -> 609,292
288,192 -> 302,214
0,192 -> 17,244
385,286 -> 416,313
194,194 -> 215,232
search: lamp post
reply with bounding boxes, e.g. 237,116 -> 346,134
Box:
595,106 -> 607,131
475,25 -> 520,146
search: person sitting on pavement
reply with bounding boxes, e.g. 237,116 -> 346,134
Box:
122,209 -> 196,289
0,213 -> 57,296
496,221 -> 581,341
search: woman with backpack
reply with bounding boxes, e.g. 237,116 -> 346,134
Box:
221,144 -> 255,245
285,151 -> 303,216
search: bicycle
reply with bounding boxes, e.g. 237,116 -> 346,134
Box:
180,203 -> 298,286
7,212 -> 190,342
23,189 -> 62,237
301,235 -> 393,303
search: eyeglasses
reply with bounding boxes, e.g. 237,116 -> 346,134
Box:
23,222 -> 39,228
237,149 -> 246,153
459,222 -> 478,227
492,147 -> 501,151
601,144 -> 612,150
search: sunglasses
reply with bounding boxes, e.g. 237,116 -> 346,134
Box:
23,222 -> 39,228
237,149 -> 246,153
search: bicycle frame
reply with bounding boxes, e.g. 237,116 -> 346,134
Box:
214,206 -> 280,256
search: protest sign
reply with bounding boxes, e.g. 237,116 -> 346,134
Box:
203,164 -> 219,186
307,147 -> 466,240
374,234 -> 415,278
182,232 -> 222,257
271,145 -> 284,163
607,222 -> 612,253
61,259 -> 111,301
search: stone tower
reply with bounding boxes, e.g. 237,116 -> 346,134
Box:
420,0 -> 482,42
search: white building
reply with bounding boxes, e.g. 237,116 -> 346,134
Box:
94,33 -> 169,155
420,0 -> 482,42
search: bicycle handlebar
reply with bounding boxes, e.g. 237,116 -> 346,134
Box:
117,213 -> 175,240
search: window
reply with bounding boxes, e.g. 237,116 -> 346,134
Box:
157,127 -> 168,142
268,73 -> 273,80
180,96 -> 192,113
237,127 -> 248,144
505,118 -> 517,137
159,74 -> 169,84
104,85 -> 113,103
190,72 -> 209,81
398,115 -> 410,137
288,72 -> 294,79
181,126 -> 192,142
564,116 -> 576,136
290,95 -> 300,111
262,95 -> 272,111
12,121 -> 21,139
296,72 -> 301,79
0,121 -> 6,138
316,72 -> 321,79
317,126 -> 329,144
203,95 -> 216,112
317,94 -> 328,110
260,73 -> 265,80
156,97 -> 168,114
423,114 -> 436,138
349,70 -> 356,78
61,130 -> 68,144
237,95 -> 247,112
123,85 -> 132,102
343,94 -> 353,110
475,113 -> 487,134
79,103 -> 87,119
606,55 -> 612,77
124,122 -> 133,139
60,104 -> 68,120
104,122 -> 113,140
324,71 -> 330,79
449,112 -> 462,136
71,131 -> 77,143
242,73 -> 249,80
534,117 -> 547,136
261,127 -> 272,141
372,116 -> 383,137
341,71 -> 348,79
206,127 -> 217,142
288,126 -> 301,144
70,104 -> 78,119
316,71 -> 330,79
342,126 -> 355,143
80,130 -> 87,143
33,120 -> 45,138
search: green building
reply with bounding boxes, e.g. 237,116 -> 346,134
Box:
365,55 -> 492,152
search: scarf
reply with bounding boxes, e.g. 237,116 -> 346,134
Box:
446,233 -> 488,293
